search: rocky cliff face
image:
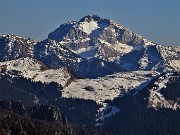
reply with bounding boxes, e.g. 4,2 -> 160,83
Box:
47,15 -> 146,63
0,100 -> 67,123
0,99 -> 70,135
48,15 -> 145,49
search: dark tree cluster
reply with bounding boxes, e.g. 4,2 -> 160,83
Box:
161,73 -> 180,101
0,71 -> 62,105
52,97 -> 102,127
0,100 -> 106,135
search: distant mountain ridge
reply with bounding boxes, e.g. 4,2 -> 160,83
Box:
1,15 -> 179,76
0,34 -> 36,61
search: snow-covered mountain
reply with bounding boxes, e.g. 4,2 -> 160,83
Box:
0,15 -> 179,75
48,15 -> 150,61
0,15 -> 179,103
48,15 -> 180,72
0,15 -> 180,134
48,15 -> 148,50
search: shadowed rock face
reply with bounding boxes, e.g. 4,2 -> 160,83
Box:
29,104 -> 67,123
0,100 -> 71,135
0,100 -> 26,115
34,39 -> 82,69
34,39 -> 124,78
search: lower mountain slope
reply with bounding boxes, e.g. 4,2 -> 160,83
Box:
0,62 -> 180,134
102,72 -> 180,135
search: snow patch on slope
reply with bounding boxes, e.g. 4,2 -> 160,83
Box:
96,104 -> 120,126
0,57 -> 42,71
60,37 -> 91,45
73,46 -> 97,58
113,42 -> 133,53
169,60 -> 180,71
78,21 -> 99,34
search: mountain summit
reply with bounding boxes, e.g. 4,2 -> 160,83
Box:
47,15 -> 180,72
48,15 -> 148,52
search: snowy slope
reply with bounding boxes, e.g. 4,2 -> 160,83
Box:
120,44 -> 180,72
62,70 -> 159,125
62,70 -> 159,118
72,39 -> 122,62
62,71 -> 159,102
0,57 -> 71,87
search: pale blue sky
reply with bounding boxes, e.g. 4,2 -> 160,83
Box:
0,0 -> 179,46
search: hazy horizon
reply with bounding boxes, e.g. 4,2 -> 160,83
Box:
0,0 -> 179,46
